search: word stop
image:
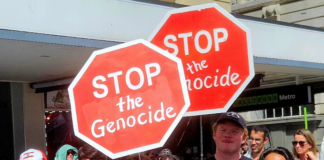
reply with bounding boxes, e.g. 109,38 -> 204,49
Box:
164,28 -> 228,56
92,63 -> 161,98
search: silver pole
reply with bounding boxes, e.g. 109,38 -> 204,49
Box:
138,153 -> 142,160
200,116 -> 203,160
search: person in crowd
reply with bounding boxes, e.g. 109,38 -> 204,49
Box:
205,152 -> 212,158
241,142 -> 249,155
78,144 -> 108,160
126,153 -> 151,160
157,149 -> 179,160
204,111 -> 251,160
55,144 -> 78,160
148,150 -> 159,160
319,136 -> 324,160
158,149 -> 172,160
159,155 -> 179,160
19,149 -> 47,160
172,155 -> 180,160
244,125 -> 269,160
292,129 -> 318,160
259,146 -> 294,160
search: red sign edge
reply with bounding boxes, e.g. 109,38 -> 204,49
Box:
68,39 -> 190,159
147,3 -> 255,117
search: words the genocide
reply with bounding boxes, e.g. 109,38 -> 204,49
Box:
90,63 -> 178,138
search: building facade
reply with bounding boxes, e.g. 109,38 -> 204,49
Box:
231,0 -> 324,151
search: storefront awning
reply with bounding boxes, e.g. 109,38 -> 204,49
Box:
1,0 -> 324,84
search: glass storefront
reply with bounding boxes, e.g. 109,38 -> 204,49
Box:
44,89 -> 85,160
45,111 -> 86,160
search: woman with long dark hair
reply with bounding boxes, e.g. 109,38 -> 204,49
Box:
259,146 -> 294,160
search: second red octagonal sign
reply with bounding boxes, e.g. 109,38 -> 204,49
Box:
68,39 -> 190,159
148,3 -> 255,116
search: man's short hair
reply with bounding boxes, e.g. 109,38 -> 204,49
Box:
251,125 -> 269,139
241,142 -> 248,147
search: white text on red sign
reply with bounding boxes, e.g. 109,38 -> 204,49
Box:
186,60 -> 241,91
162,27 -> 242,91
92,63 -> 160,98
164,28 -> 228,56
90,63 -> 177,138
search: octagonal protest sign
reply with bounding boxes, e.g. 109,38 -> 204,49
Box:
148,3 -> 255,116
68,39 -> 190,159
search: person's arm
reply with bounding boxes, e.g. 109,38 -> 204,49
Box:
305,151 -> 317,160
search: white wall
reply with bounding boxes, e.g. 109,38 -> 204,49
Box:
240,18 -> 324,64
1,0 -> 324,66
0,0 -> 171,42
175,0 -> 231,11
23,83 -> 46,153
315,93 -> 324,114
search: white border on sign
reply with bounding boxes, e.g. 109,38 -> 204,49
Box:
147,3 -> 255,117
68,39 -> 190,159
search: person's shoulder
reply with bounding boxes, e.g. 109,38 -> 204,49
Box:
204,155 -> 216,160
240,156 -> 252,160
244,150 -> 251,155
243,150 -> 252,159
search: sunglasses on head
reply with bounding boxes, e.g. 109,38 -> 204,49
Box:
292,141 -> 308,146
67,150 -> 76,156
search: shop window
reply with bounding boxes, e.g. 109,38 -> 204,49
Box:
301,105 -> 315,115
283,107 -> 291,116
45,111 -> 85,160
291,106 -> 300,116
264,105 -> 315,119
274,107 -> 282,117
44,89 -> 85,160
45,89 -> 70,109
265,109 -> 273,118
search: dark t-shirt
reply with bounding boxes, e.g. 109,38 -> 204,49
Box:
204,155 -> 252,160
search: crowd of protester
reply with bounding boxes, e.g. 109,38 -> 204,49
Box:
19,144 -> 179,160
202,112 -> 324,160
19,112 -> 324,160
238,126 -> 322,160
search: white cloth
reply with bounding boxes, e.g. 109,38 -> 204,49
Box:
244,150 -> 252,159
19,149 -> 47,160
319,137 -> 324,160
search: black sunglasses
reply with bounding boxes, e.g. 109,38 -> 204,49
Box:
67,150 -> 76,156
292,141 -> 308,146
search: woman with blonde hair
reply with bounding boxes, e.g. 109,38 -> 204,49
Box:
292,129 -> 318,160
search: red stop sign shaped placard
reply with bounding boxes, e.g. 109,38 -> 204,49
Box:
68,40 -> 190,159
148,3 -> 254,116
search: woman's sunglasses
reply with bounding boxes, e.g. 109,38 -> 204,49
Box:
292,141 -> 308,146
67,150 -> 76,156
